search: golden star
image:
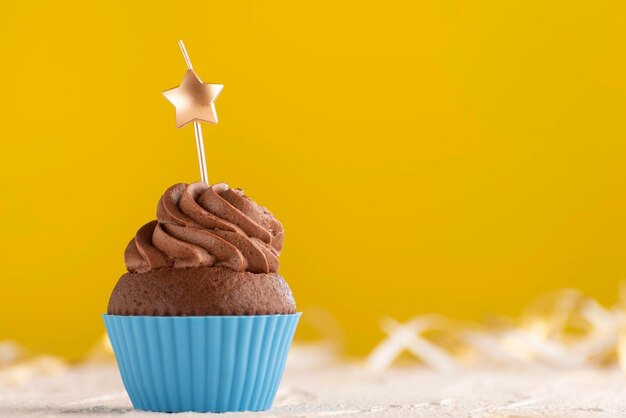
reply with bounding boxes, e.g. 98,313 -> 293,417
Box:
162,69 -> 224,128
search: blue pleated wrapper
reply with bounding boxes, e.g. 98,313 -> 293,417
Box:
103,313 -> 301,413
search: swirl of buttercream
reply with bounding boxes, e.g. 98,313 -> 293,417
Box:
124,182 -> 284,274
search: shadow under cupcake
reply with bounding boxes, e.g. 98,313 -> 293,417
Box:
103,182 -> 300,413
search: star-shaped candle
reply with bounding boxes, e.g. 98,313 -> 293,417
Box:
163,40 -> 223,184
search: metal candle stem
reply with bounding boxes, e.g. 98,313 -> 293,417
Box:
193,120 -> 208,184
178,40 -> 209,185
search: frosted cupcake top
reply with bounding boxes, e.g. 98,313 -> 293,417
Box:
124,182 -> 284,274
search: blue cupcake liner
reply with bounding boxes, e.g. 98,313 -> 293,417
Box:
103,313 -> 301,413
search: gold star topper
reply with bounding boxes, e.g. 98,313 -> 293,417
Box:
163,69 -> 223,128
162,40 -> 223,184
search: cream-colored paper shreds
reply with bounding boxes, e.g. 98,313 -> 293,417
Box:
368,288 -> 626,371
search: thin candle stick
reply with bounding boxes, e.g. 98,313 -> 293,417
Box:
193,120 -> 208,184
179,40 -> 194,70
178,40 -> 209,184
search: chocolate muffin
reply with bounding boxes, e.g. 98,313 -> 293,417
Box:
108,182 -> 296,316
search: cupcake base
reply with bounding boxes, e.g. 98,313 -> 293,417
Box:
103,313 -> 300,413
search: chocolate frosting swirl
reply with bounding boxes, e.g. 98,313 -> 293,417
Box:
124,182 -> 284,274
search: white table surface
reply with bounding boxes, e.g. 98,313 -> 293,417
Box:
2,351 -> 626,418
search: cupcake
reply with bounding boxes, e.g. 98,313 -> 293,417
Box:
103,181 -> 300,413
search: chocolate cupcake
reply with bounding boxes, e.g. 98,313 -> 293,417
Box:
103,182 -> 300,413
109,182 -> 295,316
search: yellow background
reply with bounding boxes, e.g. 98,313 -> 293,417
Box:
1,1 -> 626,360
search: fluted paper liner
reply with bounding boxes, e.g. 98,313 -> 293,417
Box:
103,313 -> 300,413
